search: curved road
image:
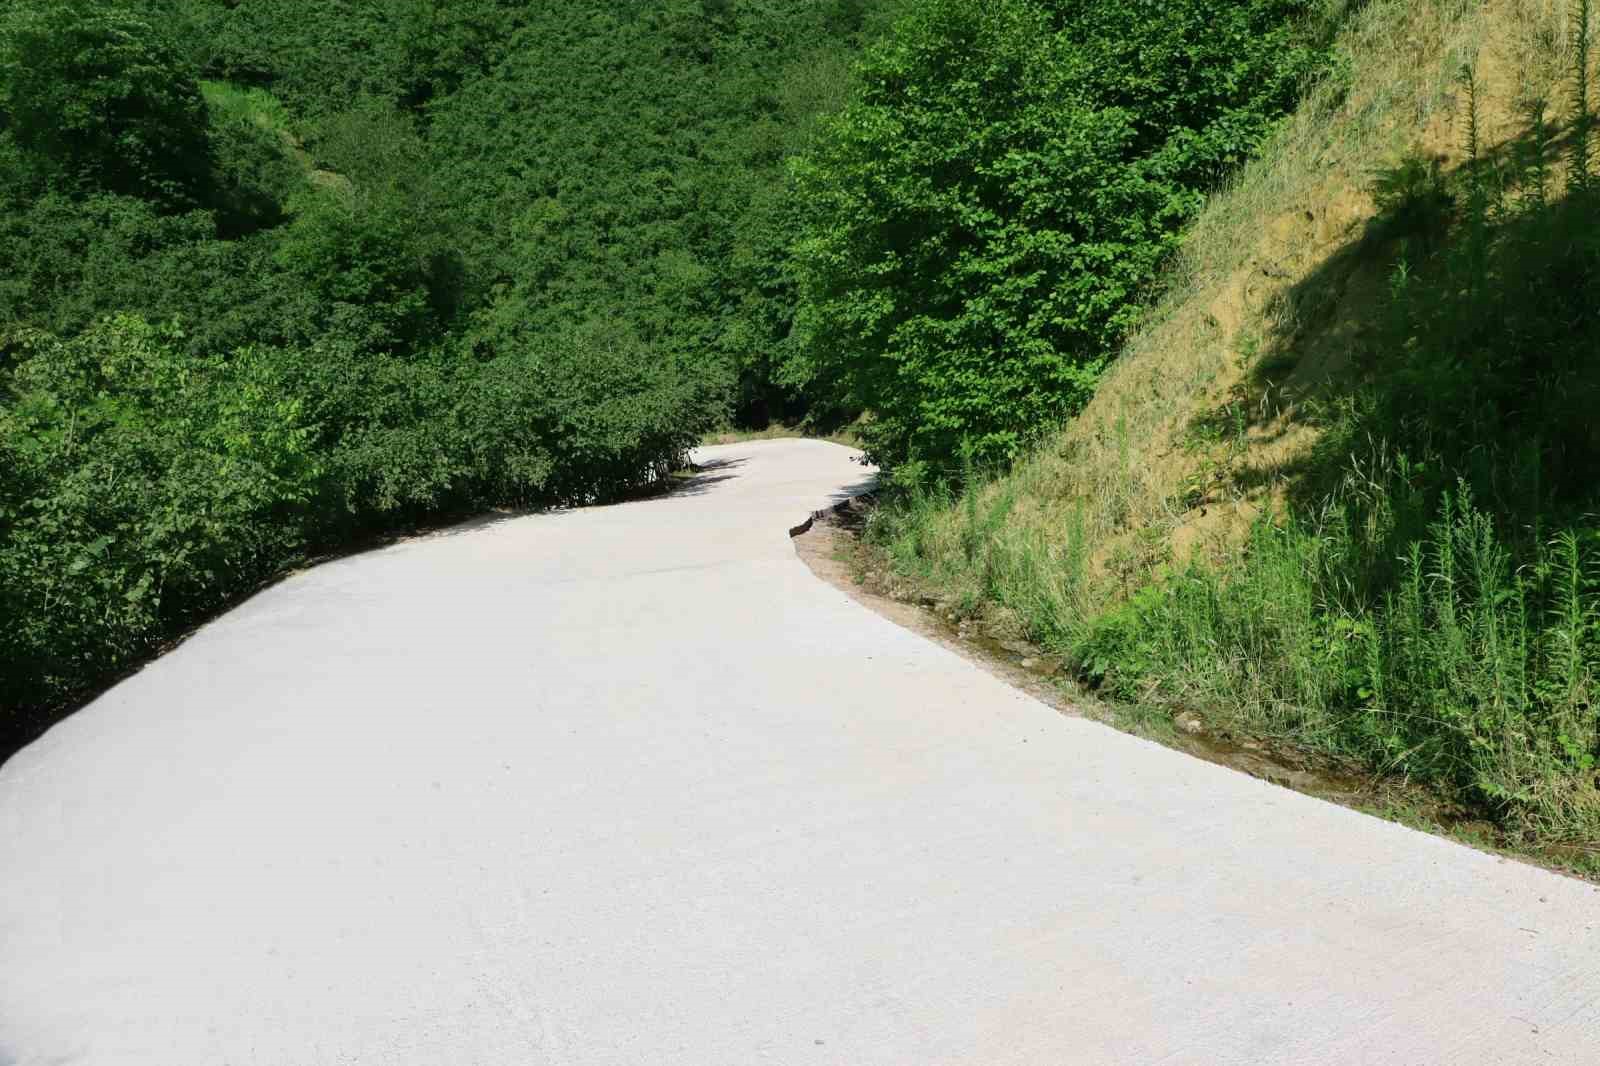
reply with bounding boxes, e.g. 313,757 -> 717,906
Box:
3,440 -> 1598,1065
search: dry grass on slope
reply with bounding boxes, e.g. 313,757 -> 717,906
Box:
886,0 -> 1586,629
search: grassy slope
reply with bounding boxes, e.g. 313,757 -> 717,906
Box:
903,0 -> 1551,586
865,0 -> 1600,846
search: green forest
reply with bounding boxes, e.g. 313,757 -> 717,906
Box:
8,0 -> 1596,856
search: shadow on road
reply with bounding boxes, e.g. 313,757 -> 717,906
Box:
828,475 -> 879,503
624,456 -> 751,503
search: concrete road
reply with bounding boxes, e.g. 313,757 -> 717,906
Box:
2,439 -> 1598,1065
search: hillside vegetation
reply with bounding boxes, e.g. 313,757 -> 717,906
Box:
865,0 -> 1600,848
1,0 -> 1325,747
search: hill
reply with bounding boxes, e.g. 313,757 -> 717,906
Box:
855,0 -> 1600,855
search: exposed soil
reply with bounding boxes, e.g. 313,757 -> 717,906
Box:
792,496 -> 1600,884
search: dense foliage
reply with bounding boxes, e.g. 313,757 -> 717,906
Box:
2,3 -> 214,207
0,0 -> 890,739
785,0 -> 1329,471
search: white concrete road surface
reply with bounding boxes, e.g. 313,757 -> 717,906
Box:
3,439 -> 1599,1065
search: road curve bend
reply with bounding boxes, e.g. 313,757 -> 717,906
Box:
2,439 -> 1598,1065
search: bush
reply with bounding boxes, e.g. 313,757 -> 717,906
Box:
0,318 -> 317,717
0,2 -> 215,207
0,191 -> 219,336
787,0 -> 1328,471
0,314 -> 707,729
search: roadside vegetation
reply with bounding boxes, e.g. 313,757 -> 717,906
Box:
861,0 -> 1600,849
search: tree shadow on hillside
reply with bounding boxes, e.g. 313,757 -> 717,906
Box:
1192,119 -> 1600,567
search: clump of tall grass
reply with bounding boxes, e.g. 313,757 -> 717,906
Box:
199,80 -> 295,135
873,445 -> 1600,835
1073,475 -> 1600,836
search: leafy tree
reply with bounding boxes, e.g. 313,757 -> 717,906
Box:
787,0 -> 1326,471
0,2 -> 214,207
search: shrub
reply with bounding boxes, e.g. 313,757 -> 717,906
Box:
0,318 -> 317,716
788,0 -> 1328,471
0,3 -> 214,207
0,314 -> 707,729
